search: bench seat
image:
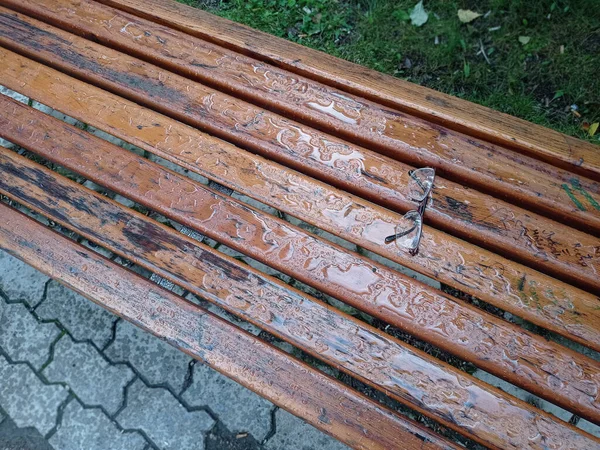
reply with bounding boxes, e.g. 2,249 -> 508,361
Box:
0,1 -> 598,449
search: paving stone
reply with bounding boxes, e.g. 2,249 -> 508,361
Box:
150,273 -> 186,296
0,137 -> 15,150
0,250 -> 49,304
0,415 -> 54,450
265,409 -> 349,450
578,418 -> 600,438
43,336 -> 134,415
49,400 -> 147,450
104,320 -> 191,393
36,281 -> 117,348
80,239 -> 114,259
117,380 -> 215,450
31,101 -> 80,126
0,356 -> 68,436
208,180 -> 233,196
0,85 -> 28,104
0,408 -> 5,426
0,300 -> 61,370
172,223 -> 205,243
87,125 -> 134,149
182,363 -> 273,442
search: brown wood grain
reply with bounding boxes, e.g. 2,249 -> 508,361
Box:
2,98 -> 600,424
0,204 -> 462,450
2,7 -> 600,297
0,150 -> 598,449
11,0 -> 600,240
92,0 -> 600,182
1,48 -> 599,357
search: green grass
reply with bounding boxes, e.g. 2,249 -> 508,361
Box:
178,0 -> 600,143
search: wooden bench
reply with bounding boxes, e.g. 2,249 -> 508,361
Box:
0,0 -> 599,448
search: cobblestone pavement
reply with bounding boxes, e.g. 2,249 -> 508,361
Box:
0,249 -> 349,450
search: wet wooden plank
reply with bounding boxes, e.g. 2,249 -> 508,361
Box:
0,150 -> 598,449
1,99 -> 600,426
2,8 -> 600,298
1,49 -> 599,357
0,204 -> 461,450
92,0 -> 600,182
11,0 -> 600,239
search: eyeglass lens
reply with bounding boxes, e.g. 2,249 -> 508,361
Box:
408,167 -> 435,202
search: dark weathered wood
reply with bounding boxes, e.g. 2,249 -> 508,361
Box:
2,105 -> 600,423
1,49 -> 599,357
2,7 -> 600,298
0,203 -> 462,450
92,0 -> 600,182
0,149 -> 598,449
12,0 -> 600,239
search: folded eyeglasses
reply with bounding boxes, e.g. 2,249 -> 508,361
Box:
384,167 -> 435,256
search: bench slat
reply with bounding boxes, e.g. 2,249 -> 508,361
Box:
2,8 -> 600,297
0,204 -> 461,450
1,97 -> 600,427
94,0 -> 600,182
2,48 -> 599,357
0,148 -> 597,449
13,0 -> 600,239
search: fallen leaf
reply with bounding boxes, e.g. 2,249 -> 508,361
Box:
590,122 -> 599,137
458,9 -> 482,23
410,1 -> 428,27
518,36 -> 531,45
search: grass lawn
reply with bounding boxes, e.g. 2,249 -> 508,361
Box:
176,0 -> 599,144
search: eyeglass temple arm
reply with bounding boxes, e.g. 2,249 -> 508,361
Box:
384,223 -> 418,244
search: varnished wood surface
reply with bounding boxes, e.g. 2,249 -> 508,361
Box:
0,1 -> 599,447
93,0 -> 600,182
0,203 -> 462,450
2,96 -> 600,425
1,49 -> 599,358
6,0 -> 600,240
1,7 -> 600,297
0,148 -> 598,449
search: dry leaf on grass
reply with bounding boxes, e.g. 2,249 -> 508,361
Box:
518,36 -> 531,45
458,9 -> 482,23
410,1 -> 429,27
